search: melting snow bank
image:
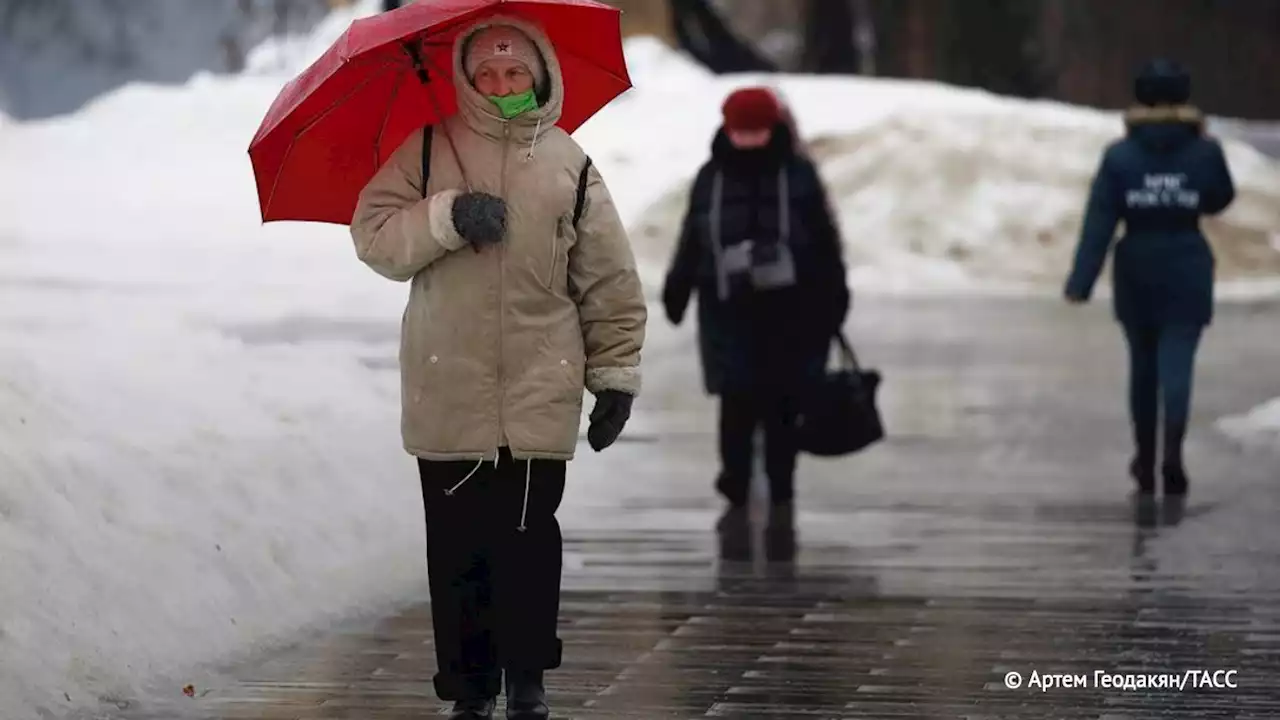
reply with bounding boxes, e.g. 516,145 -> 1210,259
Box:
598,39 -> 1280,296
1218,397 -> 1280,450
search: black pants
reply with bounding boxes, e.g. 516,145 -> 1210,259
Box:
716,388 -> 798,506
1122,323 -> 1203,472
418,447 -> 566,701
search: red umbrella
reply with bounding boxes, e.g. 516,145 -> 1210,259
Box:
248,0 -> 630,226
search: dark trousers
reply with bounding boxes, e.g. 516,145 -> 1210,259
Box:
1121,323 -> 1203,472
417,447 -> 566,701
716,388 -> 798,506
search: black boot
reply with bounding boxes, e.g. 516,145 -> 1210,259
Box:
505,669 -> 550,719
715,505 -> 751,561
450,697 -> 496,720
1129,456 -> 1155,495
764,502 -> 796,562
1162,463 -> 1189,497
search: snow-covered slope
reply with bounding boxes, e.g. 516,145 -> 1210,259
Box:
1218,398 -> 1280,451
592,39 -> 1280,293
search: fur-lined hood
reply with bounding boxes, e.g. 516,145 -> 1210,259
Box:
1124,104 -> 1204,130
451,15 -> 564,146
1123,104 -> 1204,152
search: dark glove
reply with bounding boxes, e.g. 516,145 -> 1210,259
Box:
451,191 -> 507,247
662,282 -> 687,326
587,389 -> 633,452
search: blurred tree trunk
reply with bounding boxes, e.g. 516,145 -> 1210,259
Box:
1035,0 -> 1066,97
866,0 -> 935,79
799,0 -> 858,73
668,0 -> 777,73
853,0 -> 876,74
938,0 -> 1049,98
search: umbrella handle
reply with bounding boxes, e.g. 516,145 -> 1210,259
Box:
404,40 -> 473,193
425,90 -> 473,194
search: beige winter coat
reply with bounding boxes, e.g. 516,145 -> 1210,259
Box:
350,16 -> 646,462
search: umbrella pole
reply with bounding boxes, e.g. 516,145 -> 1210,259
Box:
404,41 -> 473,193
425,87 -> 473,194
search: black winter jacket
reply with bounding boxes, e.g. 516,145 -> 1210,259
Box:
662,123 -> 850,395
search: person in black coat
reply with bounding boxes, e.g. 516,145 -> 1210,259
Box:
663,87 -> 850,510
1064,59 -> 1236,497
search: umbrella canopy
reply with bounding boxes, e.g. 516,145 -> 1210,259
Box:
248,0 -> 630,225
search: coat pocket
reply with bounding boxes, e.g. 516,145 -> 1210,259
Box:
404,351 -> 492,449
540,216 -> 571,291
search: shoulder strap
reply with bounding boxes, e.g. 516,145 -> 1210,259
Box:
834,331 -> 861,370
777,165 -> 790,246
572,156 -> 592,227
420,125 -> 434,199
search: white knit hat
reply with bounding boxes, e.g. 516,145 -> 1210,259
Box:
463,25 -> 547,93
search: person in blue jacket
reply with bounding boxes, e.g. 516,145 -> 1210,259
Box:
1064,59 -> 1236,497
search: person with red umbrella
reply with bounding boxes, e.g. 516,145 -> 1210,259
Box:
347,14 -> 646,720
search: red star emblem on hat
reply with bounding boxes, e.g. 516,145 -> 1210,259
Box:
495,41 -> 511,54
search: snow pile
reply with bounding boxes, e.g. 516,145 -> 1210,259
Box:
0,7 -> 409,720
0,93 -> 424,720
818,104 -> 1280,292
593,46 -> 1280,294
2,18 -> 1279,720
1217,397 -> 1280,450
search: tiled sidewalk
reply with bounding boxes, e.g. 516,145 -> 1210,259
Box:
100,297 -> 1280,719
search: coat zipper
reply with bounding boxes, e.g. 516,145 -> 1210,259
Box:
496,122 -> 510,453
545,220 -> 559,290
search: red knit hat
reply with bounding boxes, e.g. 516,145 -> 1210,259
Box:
721,87 -> 781,132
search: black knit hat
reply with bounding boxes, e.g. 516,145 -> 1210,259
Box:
1134,59 -> 1191,106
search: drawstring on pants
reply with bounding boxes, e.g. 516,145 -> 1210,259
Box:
444,458 -> 485,496
442,453 -> 534,532
517,460 -> 532,533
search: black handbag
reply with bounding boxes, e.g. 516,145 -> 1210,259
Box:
795,332 -> 884,456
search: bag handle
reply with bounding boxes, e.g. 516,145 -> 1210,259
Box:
832,331 -> 862,371
406,42 -> 474,193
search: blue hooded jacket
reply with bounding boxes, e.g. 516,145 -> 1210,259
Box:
1064,100 -> 1236,327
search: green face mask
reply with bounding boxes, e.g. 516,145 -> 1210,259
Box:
488,90 -> 538,119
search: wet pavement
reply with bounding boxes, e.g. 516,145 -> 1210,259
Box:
98,297 -> 1280,719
